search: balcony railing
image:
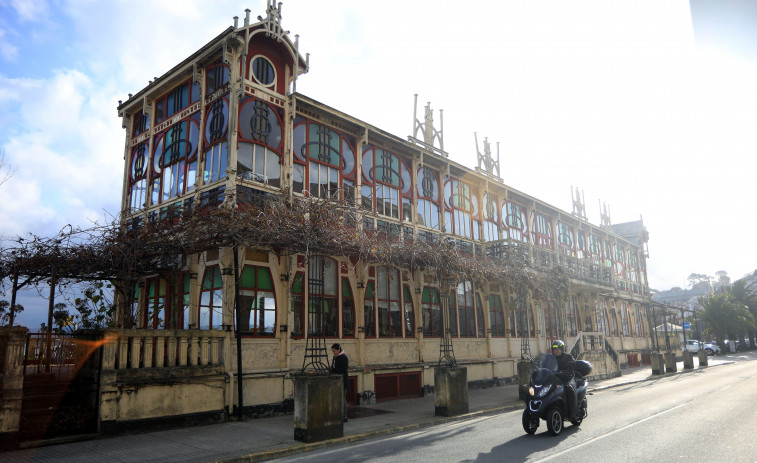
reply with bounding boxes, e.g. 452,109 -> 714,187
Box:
102,329 -> 229,371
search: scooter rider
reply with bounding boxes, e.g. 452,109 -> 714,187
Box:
551,340 -> 577,419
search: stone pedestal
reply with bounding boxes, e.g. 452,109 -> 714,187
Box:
517,360 -> 532,401
293,374 -> 343,443
664,352 -> 677,373
0,327 -> 28,450
682,351 -> 694,370
698,350 -> 708,367
435,366 -> 468,417
650,353 -> 665,375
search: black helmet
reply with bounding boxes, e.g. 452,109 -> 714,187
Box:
551,340 -> 565,351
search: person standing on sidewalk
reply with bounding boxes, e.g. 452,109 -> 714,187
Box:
331,343 -> 349,422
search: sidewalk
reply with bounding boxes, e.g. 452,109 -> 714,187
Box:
3,356 -> 733,463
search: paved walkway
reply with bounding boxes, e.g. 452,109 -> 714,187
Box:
2,355 -> 732,463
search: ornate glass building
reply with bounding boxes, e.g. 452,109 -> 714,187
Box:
115,2 -> 652,412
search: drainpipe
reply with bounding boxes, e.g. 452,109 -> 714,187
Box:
233,245 -> 243,419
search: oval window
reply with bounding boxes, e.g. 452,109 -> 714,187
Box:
252,56 -> 275,86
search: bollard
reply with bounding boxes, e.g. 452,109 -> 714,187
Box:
698,350 -> 708,367
435,366 -> 469,417
293,374 -> 343,443
664,352 -> 677,373
682,351 -> 694,370
650,353 -> 665,375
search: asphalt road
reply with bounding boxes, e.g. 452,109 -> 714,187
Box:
271,352 -> 757,463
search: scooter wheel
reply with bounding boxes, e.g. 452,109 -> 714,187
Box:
546,406 -> 563,436
522,409 -> 539,434
571,400 -> 587,426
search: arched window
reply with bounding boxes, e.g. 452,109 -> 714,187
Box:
129,142 -> 148,212
620,302 -> 631,337
364,281 -> 375,337
144,277 -> 167,329
237,265 -> 276,336
199,266 -> 223,330
545,300 -> 559,338
202,96 -> 228,185
237,97 -> 283,187
342,278 -> 355,337
375,267 -> 402,337
588,234 -> 602,265
422,287 -> 442,337
292,118 -> 356,200
614,245 -> 626,278
416,166 -> 441,230
482,194 -> 499,242
633,303 -> 644,337
503,202 -> 528,244
444,176 -> 479,240
576,230 -> 586,259
291,273 -> 304,337
531,211 -> 553,249
403,286 -> 415,337
566,296 -> 578,337
456,281 -> 476,337
489,294 -> 505,337
361,147 -> 412,222
628,251 -> 639,283
132,112 -> 149,137
308,256 -> 338,337
476,294 -> 485,337
154,81 -> 200,123
151,115 -> 200,205
205,63 -> 230,95
596,299 -> 610,336
556,222 -> 575,256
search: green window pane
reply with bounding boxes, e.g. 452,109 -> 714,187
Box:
490,294 -> 502,308
404,286 -> 412,302
365,281 -> 374,299
183,273 -> 190,293
213,267 -> 223,287
342,278 -> 353,297
292,273 -> 303,293
241,266 -> 256,288
202,269 -> 214,290
257,267 -> 273,290
450,292 -> 457,306
148,280 -> 155,298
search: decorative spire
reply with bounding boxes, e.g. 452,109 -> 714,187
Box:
409,95 -> 446,157
257,1 -> 289,42
474,132 -> 501,180
599,200 -> 612,228
571,186 -> 586,221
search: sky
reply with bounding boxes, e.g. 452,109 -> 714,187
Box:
1,0 -> 757,327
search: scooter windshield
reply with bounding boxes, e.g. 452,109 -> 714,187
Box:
533,354 -> 558,384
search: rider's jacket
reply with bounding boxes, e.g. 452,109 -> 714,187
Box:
555,352 -> 575,382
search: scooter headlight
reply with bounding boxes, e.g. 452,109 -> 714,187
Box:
531,384 -> 551,398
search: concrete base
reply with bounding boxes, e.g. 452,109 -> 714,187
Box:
682,351 -> 694,370
698,350 -> 709,367
0,431 -> 19,451
664,352 -> 677,373
293,374 -> 343,443
435,367 -> 469,417
650,353 -> 665,375
517,360 -> 532,401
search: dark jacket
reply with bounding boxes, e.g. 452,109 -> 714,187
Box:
332,351 -> 349,389
555,352 -> 575,382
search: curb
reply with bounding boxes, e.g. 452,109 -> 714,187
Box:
215,403 -> 524,462
216,360 -> 737,462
